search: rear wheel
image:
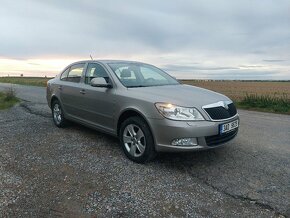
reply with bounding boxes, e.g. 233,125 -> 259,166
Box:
120,116 -> 156,163
52,99 -> 67,128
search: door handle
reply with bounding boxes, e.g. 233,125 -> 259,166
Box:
80,89 -> 86,94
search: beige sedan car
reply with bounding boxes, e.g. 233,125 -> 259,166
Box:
47,60 -> 239,163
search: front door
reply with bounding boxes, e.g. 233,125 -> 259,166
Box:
80,63 -> 116,133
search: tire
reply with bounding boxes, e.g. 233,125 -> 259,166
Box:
51,99 -> 68,128
119,116 -> 156,163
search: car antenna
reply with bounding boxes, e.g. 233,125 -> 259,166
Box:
90,55 -> 94,60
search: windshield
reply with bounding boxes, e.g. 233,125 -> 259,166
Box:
108,63 -> 179,88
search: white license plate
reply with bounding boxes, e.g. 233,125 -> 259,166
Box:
220,120 -> 239,134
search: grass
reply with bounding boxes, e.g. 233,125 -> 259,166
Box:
236,94 -> 290,114
0,77 -> 51,87
0,88 -> 19,110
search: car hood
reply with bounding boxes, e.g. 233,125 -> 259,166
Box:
127,84 -> 231,109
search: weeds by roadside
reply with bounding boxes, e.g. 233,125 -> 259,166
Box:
0,86 -> 19,110
237,93 -> 290,114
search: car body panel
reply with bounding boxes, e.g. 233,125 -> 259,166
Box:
113,85 -> 230,120
79,85 -> 116,132
148,115 -> 239,151
60,81 -> 86,119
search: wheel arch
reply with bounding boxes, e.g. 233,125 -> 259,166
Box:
50,95 -> 59,107
117,109 -> 155,144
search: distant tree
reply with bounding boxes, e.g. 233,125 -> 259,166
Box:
20,74 -> 23,77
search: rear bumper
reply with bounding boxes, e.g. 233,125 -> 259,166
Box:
147,114 -> 239,152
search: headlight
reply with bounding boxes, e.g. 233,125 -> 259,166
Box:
155,103 -> 204,121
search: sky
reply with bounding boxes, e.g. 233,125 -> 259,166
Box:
0,0 -> 289,80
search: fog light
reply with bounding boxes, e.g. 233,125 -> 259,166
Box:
171,138 -> 197,146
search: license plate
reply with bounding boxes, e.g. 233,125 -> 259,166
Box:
220,120 -> 239,134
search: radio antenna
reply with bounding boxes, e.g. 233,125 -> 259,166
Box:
90,55 -> 94,60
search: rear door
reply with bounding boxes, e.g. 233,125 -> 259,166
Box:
59,63 -> 86,119
80,63 -> 116,133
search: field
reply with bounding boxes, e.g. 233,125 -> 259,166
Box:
182,80 -> 290,101
182,80 -> 290,114
0,77 -> 289,114
0,77 -> 51,87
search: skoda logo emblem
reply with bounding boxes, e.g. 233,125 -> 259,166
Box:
223,102 -> 229,110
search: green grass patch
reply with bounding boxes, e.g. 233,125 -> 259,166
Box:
0,90 -> 19,110
0,77 -> 51,87
237,94 -> 290,114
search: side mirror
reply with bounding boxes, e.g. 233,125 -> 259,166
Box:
90,77 -> 112,88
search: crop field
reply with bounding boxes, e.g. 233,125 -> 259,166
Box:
182,80 -> 290,101
182,80 -> 290,114
0,77 -> 51,87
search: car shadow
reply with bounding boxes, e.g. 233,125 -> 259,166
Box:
155,146 -> 228,165
66,121 -> 119,143
63,120 -> 233,167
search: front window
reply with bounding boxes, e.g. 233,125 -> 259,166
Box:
85,63 -> 110,84
108,63 -> 179,88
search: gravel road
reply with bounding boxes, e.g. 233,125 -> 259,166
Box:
0,83 -> 289,217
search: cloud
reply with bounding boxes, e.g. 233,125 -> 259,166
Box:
163,64 -> 239,71
239,65 -> 265,68
169,69 -> 282,80
263,59 -> 286,62
0,0 -> 289,79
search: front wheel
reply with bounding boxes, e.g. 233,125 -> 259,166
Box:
51,99 -> 67,128
119,116 -> 156,163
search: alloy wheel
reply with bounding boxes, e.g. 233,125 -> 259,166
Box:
123,124 -> 146,157
53,103 -> 62,125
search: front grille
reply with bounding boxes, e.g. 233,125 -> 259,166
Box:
204,103 -> 237,120
205,128 -> 238,146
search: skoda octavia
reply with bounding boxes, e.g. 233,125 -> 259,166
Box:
47,60 -> 239,163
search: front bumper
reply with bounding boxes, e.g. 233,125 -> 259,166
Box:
148,114 -> 239,152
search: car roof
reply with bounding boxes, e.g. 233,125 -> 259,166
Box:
71,60 -> 146,65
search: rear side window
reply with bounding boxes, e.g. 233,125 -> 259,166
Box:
85,63 -> 110,84
66,63 -> 85,83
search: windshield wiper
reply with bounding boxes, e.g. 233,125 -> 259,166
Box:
127,85 -> 147,88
